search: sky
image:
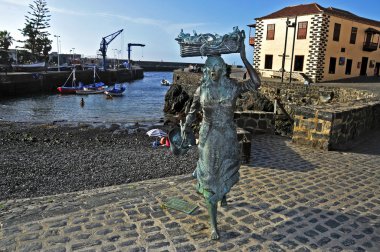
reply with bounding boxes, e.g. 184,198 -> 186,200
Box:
0,0 -> 379,65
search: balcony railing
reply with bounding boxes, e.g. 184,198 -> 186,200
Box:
363,41 -> 378,52
249,37 -> 255,46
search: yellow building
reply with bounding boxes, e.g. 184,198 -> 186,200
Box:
249,3 -> 380,82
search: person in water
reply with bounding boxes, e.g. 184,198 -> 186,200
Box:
181,38 -> 260,240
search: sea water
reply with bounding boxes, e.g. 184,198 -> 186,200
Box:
0,72 -> 173,127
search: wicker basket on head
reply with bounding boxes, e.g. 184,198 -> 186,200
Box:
176,28 -> 245,57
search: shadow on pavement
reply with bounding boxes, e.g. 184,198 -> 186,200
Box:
246,134 -> 318,171
342,130 -> 380,156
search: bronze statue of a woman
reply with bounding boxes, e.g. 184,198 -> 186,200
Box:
181,39 -> 261,239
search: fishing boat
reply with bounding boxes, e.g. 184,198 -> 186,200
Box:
161,79 -> 171,86
104,84 -> 126,96
76,83 -> 106,95
75,66 -> 106,95
57,67 -> 82,94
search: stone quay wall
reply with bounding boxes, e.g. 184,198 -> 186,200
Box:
293,101 -> 380,150
0,68 -> 144,97
261,82 -> 380,150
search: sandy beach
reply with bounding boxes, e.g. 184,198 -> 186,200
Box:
0,121 -> 198,200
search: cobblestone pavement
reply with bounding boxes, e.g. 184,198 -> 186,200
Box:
1,132 -> 379,252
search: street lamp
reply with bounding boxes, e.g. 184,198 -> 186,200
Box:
54,35 -> 60,71
71,48 -> 75,62
288,16 -> 298,84
281,17 -> 297,83
15,46 -> 20,65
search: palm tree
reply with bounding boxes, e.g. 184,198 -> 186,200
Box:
0,30 -> 13,50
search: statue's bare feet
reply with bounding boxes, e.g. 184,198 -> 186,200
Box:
211,229 -> 220,240
221,195 -> 227,207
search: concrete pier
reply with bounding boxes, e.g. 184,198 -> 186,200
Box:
0,68 -> 144,97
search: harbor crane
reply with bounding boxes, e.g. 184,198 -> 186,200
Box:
127,43 -> 145,69
99,29 -> 123,71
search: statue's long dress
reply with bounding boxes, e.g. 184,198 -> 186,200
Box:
185,78 -> 255,204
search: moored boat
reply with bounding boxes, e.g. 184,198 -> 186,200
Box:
104,84 -> 126,96
75,66 -> 106,95
57,67 -> 82,94
161,79 -> 171,86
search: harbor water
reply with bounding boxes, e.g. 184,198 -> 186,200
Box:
0,72 -> 173,127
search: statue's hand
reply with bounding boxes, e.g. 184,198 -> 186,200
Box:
180,120 -> 189,143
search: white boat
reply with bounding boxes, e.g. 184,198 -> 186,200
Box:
76,87 -> 105,95
161,79 -> 171,86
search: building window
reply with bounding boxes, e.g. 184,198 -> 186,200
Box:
293,56 -> 304,71
264,55 -> 273,69
297,21 -> 308,39
333,23 -> 341,41
266,24 -> 275,40
329,57 -> 337,74
345,59 -> 353,75
350,27 -> 357,44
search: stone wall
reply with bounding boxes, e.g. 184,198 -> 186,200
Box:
329,102 -> 380,149
262,81 -> 380,150
234,111 -> 275,134
293,108 -> 333,150
259,81 -> 377,116
292,101 -> 380,150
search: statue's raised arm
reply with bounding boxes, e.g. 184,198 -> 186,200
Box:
240,37 -> 261,91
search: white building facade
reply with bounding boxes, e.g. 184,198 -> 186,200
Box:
251,3 -> 380,82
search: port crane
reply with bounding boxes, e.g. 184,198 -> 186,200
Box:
127,43 -> 145,69
99,29 -> 123,71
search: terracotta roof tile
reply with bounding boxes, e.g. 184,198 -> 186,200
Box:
256,3 -> 322,20
323,7 -> 380,27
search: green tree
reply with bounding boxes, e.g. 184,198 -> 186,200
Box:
19,0 -> 52,61
0,30 -> 13,50
0,30 -> 13,64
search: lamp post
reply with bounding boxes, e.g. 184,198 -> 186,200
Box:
289,16 -> 297,84
54,35 -> 60,71
281,17 -> 297,83
281,17 -> 290,83
15,46 -> 20,65
71,48 -> 75,62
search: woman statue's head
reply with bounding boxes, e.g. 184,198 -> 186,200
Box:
203,55 -> 226,82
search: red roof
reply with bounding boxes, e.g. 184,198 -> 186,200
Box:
257,3 -> 323,20
256,3 -> 380,28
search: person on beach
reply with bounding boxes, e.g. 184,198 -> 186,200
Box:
180,38 -> 261,240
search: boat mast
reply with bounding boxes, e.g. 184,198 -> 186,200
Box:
93,66 -> 96,83
72,67 -> 76,87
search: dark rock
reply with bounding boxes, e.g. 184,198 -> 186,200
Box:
236,91 -> 274,112
163,84 -> 190,114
